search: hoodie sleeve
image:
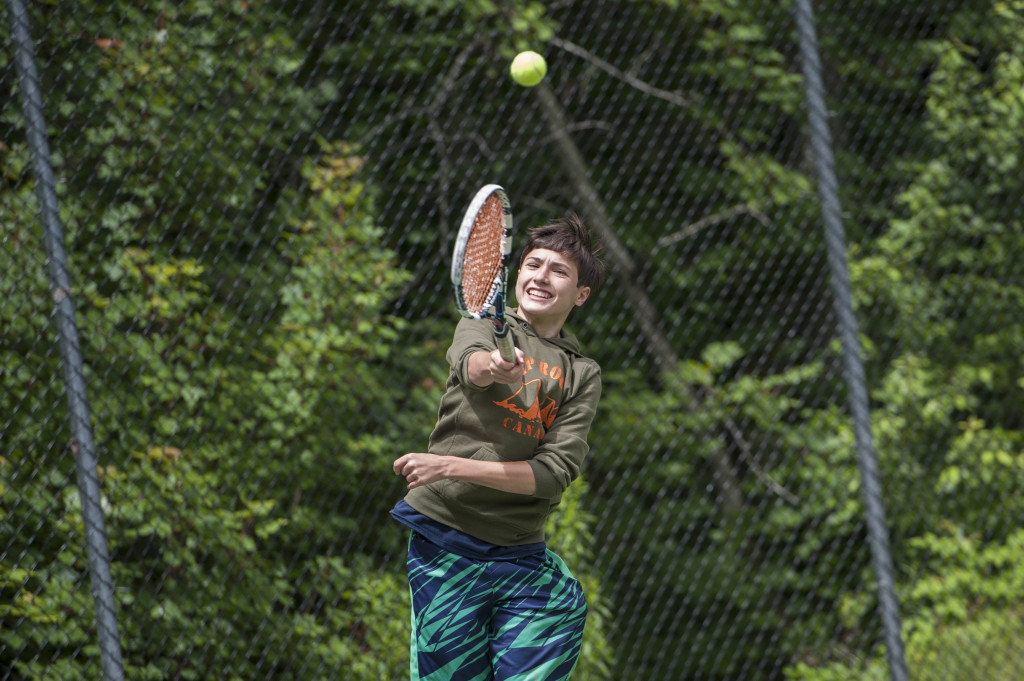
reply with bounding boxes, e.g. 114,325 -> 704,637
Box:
447,317 -> 501,391
527,359 -> 602,499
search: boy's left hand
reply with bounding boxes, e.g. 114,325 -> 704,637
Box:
394,452 -> 449,489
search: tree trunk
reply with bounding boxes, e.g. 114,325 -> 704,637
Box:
533,81 -> 745,511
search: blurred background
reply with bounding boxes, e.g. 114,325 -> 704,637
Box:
3,1 -> 1024,679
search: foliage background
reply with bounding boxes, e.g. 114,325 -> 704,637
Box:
3,0 -> 1024,680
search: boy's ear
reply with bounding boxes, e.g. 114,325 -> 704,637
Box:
575,286 -> 591,307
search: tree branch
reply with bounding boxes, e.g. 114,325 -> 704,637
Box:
551,37 -> 699,111
655,205 -> 772,249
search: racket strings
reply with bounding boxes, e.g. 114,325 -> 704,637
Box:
461,196 -> 506,313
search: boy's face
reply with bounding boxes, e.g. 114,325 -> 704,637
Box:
514,248 -> 591,335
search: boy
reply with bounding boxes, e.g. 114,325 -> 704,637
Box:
392,214 -> 606,681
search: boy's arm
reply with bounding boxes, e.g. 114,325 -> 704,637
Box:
527,362 -> 602,500
450,318 -> 524,390
397,318 -> 531,492
395,361 -> 602,498
394,452 -> 535,495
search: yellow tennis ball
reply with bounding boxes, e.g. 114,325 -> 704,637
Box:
510,51 -> 547,87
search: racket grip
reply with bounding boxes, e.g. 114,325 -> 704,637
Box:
494,322 -> 517,364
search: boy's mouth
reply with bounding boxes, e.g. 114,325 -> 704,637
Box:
526,287 -> 552,300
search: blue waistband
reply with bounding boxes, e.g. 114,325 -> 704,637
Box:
391,499 -> 546,561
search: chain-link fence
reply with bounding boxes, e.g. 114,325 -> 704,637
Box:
4,1 -> 1024,680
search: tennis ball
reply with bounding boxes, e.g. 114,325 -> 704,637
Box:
510,51 -> 547,87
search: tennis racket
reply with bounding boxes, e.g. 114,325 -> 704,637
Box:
451,184 -> 516,363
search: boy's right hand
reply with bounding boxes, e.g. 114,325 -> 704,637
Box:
468,348 -> 525,387
488,347 -> 526,384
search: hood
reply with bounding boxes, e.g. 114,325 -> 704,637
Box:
507,309 -> 583,356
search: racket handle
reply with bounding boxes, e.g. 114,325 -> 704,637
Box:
493,322 -> 517,364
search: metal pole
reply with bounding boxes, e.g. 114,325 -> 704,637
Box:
5,1 -> 126,679
791,1 -> 909,680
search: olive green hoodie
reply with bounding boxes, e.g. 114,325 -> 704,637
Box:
403,310 -> 601,546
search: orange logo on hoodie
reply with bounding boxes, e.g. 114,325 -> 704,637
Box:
492,363 -> 562,440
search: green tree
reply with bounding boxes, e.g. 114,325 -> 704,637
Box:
6,0 -> 1023,679
2,2 -> 614,678
792,1 -> 1024,677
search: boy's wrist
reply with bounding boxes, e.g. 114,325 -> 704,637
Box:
441,455 -> 456,481
467,350 -> 496,388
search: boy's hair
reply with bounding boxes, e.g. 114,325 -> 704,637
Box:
520,214 -> 607,291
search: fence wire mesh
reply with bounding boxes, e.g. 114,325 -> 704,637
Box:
3,1 -> 1024,680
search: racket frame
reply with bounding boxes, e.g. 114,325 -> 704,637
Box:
451,184 -> 516,363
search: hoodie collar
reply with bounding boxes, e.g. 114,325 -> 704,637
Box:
507,309 -> 582,355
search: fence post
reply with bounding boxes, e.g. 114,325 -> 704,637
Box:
792,0 -> 910,678
5,1 -> 126,679
791,1 -> 910,680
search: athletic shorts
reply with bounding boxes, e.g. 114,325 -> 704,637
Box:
406,530 -> 588,681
